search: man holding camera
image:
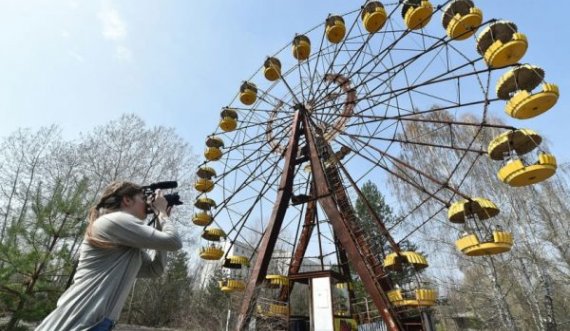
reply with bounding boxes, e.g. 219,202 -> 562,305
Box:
35,181 -> 183,331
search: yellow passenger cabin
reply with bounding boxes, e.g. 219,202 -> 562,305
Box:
496,65 -> 559,119
219,107 -> 238,132
448,198 -> 499,223
265,274 -> 289,288
192,212 -> 213,226
383,251 -> 428,271
387,287 -> 437,307
292,35 -> 311,61
402,0 -> 433,30
194,197 -> 216,211
204,136 -> 224,161
441,0 -> 482,40
223,255 -> 250,269
361,1 -> 387,33
325,15 -> 346,44
264,57 -> 282,81
455,230 -> 513,256
219,279 -> 246,293
239,81 -> 257,106
197,166 -> 217,179
488,129 -> 557,187
199,245 -> 224,260
201,227 -> 227,241
488,129 -> 542,161
476,21 -> 527,68
204,147 -> 222,161
497,153 -> 557,187
194,178 -> 214,193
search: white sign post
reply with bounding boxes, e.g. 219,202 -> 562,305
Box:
311,276 -> 334,331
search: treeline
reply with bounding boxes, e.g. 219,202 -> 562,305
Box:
0,114 -> 232,330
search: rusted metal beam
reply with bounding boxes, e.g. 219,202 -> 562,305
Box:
235,111 -> 302,331
278,186 -> 316,301
301,112 -> 402,331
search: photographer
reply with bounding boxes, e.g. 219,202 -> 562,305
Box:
35,181 -> 183,331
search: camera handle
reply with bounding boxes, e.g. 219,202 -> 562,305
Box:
147,213 -> 159,227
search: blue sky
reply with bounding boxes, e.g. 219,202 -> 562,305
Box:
1,0 -> 568,273
1,0 -> 568,165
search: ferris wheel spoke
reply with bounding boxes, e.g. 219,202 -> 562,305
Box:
216,154 -> 284,231
344,4 -> 473,93
218,122 -> 291,193
310,56 -> 491,116
218,118 -> 291,156
212,134 -> 291,201
342,135 -> 450,206
306,9 -> 375,104
396,205 -> 449,245
338,130 -> 473,200
308,4 -> 407,105
340,131 -> 486,154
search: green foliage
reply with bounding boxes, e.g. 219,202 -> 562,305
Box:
354,180 -> 396,259
124,250 -> 194,326
0,179 -> 89,329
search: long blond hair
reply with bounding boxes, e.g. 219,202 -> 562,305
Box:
86,181 -> 143,248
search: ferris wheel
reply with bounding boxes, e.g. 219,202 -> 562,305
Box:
192,1 -> 559,330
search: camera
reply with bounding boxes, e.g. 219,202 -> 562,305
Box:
141,181 -> 183,214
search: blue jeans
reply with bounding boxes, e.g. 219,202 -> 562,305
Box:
89,318 -> 115,331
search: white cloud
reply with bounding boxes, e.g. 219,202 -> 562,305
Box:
68,50 -> 85,63
98,7 -> 127,41
68,0 -> 79,9
98,5 -> 133,62
115,45 -> 132,62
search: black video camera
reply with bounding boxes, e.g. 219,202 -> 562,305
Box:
141,181 -> 183,214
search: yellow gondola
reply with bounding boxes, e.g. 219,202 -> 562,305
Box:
441,0 -> 482,40
335,282 -> 353,290
192,212 -> 213,226
384,251 -> 429,270
496,65 -> 559,119
488,129 -> 542,161
205,136 -> 224,161
387,288 -> 437,307
202,227 -> 227,241
194,178 -> 214,193
197,166 -> 217,179
223,255 -> 250,269
326,15 -> 346,44
239,81 -> 257,106
292,35 -> 311,61
498,153 -> 557,187
220,279 -> 246,293
206,136 -> 225,148
402,0 -> 433,30
448,198 -> 500,223
219,107 -> 238,132
264,57 -> 281,81
361,1 -> 387,33
455,231 -> 513,256
476,21 -> 527,68
199,245 -> 224,260
488,129 -> 557,186
268,303 -> 289,316
265,275 -> 289,288
204,147 -> 222,161
194,197 -> 216,210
